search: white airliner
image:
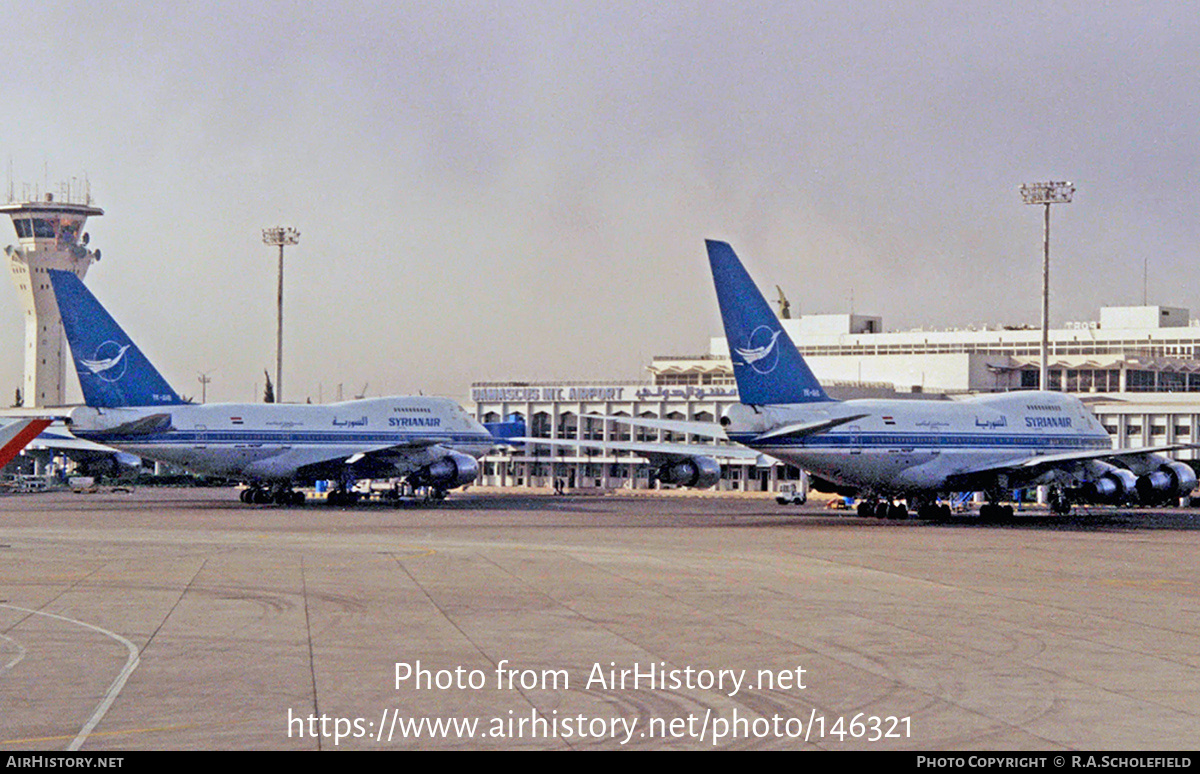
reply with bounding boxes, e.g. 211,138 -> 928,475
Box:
703,240 -> 1197,519
48,270 -> 497,505
512,242 -> 1197,516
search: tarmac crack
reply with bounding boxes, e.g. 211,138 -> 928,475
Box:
140,558 -> 209,654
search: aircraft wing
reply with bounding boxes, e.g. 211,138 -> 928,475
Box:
509,435 -> 772,488
28,431 -> 121,453
561,412 -> 868,462
291,438 -> 461,481
82,413 -> 175,437
945,443 -> 1199,490
510,436 -> 764,462
27,427 -> 143,469
519,413 -> 756,463
519,409 -> 869,467
1012,444 -> 1197,471
578,415 -> 730,439
362,435 -> 456,451
584,413 -> 870,443
750,414 -> 870,442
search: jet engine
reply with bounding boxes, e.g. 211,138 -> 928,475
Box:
808,474 -> 859,498
1082,463 -> 1138,504
656,456 -> 721,489
412,452 -> 479,490
1135,461 -> 1198,504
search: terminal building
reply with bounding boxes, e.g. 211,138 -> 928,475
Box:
471,304 -> 1200,491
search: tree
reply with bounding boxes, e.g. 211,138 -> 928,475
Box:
263,370 -> 275,403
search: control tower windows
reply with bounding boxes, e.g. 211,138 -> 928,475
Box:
58,220 -> 80,243
9,217 -> 81,242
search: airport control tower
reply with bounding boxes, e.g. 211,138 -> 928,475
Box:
1,184 -> 103,407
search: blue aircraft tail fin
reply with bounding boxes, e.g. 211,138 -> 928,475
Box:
49,270 -> 186,408
706,240 -> 832,405
484,414 -> 526,446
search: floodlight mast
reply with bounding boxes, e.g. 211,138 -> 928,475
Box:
261,226 -> 300,403
197,372 -> 212,403
1019,181 -> 1074,391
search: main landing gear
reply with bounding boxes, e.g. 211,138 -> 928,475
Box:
855,498 -> 952,521
239,486 -> 306,506
977,486 -> 1017,523
915,502 -> 952,521
325,488 -> 361,507
853,493 -> 1028,523
855,500 -> 912,519
978,502 -> 1015,522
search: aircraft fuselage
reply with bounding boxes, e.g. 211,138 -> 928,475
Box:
65,396 -> 494,484
724,391 -> 1112,494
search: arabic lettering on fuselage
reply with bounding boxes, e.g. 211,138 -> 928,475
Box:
332,416 -> 369,428
974,416 -> 1009,429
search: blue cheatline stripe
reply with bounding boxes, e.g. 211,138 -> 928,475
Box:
75,430 -> 495,446
730,432 -> 1112,451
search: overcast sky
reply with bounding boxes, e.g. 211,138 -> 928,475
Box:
2,1 -> 1197,405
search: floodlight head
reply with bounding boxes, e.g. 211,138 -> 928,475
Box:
262,226 -> 300,246
1020,181 -> 1075,205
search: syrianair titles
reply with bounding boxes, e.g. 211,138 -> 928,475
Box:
47,269 -> 501,506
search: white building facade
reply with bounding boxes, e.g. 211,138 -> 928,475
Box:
470,382 -> 792,491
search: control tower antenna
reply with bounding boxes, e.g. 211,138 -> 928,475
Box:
1,186 -> 104,406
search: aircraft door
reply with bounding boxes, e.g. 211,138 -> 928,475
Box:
849,425 -> 862,455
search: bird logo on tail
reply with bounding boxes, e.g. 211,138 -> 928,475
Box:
79,341 -> 131,383
733,326 -> 783,375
